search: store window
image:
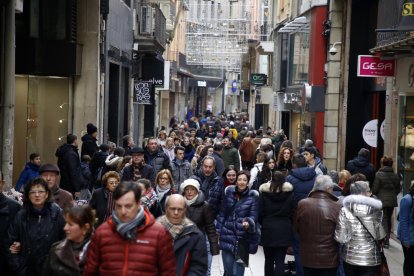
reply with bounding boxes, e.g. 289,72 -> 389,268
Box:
398,95 -> 414,194
287,27 -> 310,86
13,76 -> 70,185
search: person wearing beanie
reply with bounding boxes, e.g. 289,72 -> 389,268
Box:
81,123 -> 99,158
39,163 -> 73,210
346,148 -> 375,185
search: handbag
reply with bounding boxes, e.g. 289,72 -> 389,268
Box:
235,238 -> 249,267
355,216 -> 390,276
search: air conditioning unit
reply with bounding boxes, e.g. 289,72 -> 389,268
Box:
140,6 -> 154,34
15,0 -> 23,13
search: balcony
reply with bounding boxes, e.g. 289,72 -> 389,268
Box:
135,3 -> 166,54
158,0 -> 176,38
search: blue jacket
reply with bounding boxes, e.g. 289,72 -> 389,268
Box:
286,167 -> 317,203
15,162 -> 40,192
216,186 -> 260,255
397,193 -> 414,246
346,156 -> 375,185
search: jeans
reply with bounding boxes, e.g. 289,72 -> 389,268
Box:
337,244 -> 345,276
303,267 -> 337,276
402,243 -> 414,276
293,234 -> 304,276
343,262 -> 378,276
263,246 -> 287,276
206,235 -> 212,276
222,249 -> 246,276
383,207 -> 394,240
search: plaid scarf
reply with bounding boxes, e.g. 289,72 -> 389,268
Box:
103,189 -> 114,222
157,215 -> 193,240
141,188 -> 158,209
112,207 -> 145,240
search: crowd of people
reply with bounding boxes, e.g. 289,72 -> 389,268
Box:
0,115 -> 413,276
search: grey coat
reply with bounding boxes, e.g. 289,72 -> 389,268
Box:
372,166 -> 400,207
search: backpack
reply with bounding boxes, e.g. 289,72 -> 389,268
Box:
251,165 -> 262,191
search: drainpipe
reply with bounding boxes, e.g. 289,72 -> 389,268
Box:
1,0 -> 15,189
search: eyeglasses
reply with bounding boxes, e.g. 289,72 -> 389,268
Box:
29,190 -> 46,196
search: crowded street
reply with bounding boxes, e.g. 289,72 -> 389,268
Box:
1,0 -> 414,276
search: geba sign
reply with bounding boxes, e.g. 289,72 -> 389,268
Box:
357,55 -> 395,77
250,74 -> 267,86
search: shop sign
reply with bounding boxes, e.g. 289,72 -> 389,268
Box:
133,81 -> 153,105
357,55 -> 395,77
197,81 -> 207,87
250,74 -> 267,86
362,119 -> 385,148
232,80 -> 237,92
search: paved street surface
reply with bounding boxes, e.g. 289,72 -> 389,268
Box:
211,238 -> 404,276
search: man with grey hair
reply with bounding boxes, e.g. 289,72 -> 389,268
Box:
157,194 -> 207,275
294,175 -> 342,275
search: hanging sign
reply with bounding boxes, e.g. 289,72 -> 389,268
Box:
134,81 -> 153,105
357,55 -> 395,77
250,74 -> 267,86
232,80 -> 237,92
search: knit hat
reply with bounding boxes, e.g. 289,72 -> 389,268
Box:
180,179 -> 200,193
87,123 -> 98,135
39,164 -> 60,174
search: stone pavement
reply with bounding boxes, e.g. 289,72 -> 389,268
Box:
211,238 -> 404,276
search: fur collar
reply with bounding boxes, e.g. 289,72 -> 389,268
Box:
225,185 -> 259,198
342,194 -> 383,210
259,182 -> 293,193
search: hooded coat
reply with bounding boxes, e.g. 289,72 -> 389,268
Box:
335,194 -> 386,266
286,167 -> 317,203
56,144 -> 85,194
371,166 -> 400,207
346,156 -> 375,185
259,182 -> 296,247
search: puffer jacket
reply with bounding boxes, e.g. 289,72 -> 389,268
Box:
191,171 -> 224,216
294,190 -> 342,269
335,194 -> 386,266
185,192 -> 219,255
83,209 -> 176,276
7,202 -> 66,276
15,162 -> 40,192
259,182 -> 296,247
372,166 -> 400,207
397,193 -> 414,246
144,148 -> 172,175
216,186 -> 260,255
286,167 -> 317,203
346,156 -> 375,185
170,158 -> 192,190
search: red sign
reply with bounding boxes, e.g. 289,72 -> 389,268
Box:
357,55 -> 395,77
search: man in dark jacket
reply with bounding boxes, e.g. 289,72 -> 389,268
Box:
39,164 -> 73,210
122,147 -> 156,183
144,137 -> 172,176
192,156 -> 224,216
286,153 -> 317,276
55,134 -> 86,196
89,143 -> 110,189
158,194 -> 207,276
294,175 -> 342,275
81,123 -> 99,158
0,171 -> 20,275
210,142 -> 225,176
346,148 -> 375,185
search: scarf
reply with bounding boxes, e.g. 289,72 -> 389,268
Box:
28,203 -> 49,217
133,165 -> 142,181
103,189 -> 114,222
156,184 -> 171,202
157,215 -> 193,240
111,207 -> 145,240
184,194 -> 198,206
141,188 -> 158,209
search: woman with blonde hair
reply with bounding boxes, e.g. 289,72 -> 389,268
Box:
89,171 -> 120,226
157,130 -> 167,146
163,137 -> 175,162
154,169 -> 176,214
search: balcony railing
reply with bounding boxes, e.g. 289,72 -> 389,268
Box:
135,2 -> 166,51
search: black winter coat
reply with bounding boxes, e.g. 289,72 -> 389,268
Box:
89,188 -> 110,226
121,163 -> 156,184
346,156 -> 375,185
80,134 -> 98,158
7,203 -> 65,276
0,194 -> 20,275
56,144 -> 85,194
174,224 -> 208,276
259,182 -> 296,247
185,192 -> 219,255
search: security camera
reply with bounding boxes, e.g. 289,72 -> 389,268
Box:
329,46 -> 338,55
329,42 -> 341,56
